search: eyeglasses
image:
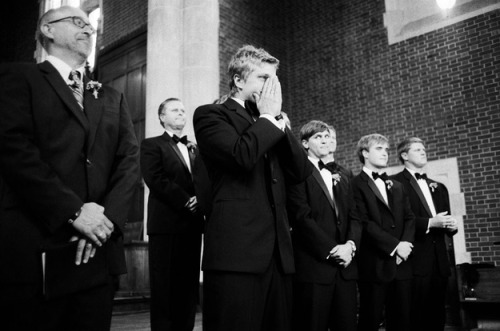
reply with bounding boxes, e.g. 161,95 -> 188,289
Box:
48,16 -> 95,33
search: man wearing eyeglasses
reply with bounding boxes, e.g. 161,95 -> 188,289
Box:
0,5 -> 139,330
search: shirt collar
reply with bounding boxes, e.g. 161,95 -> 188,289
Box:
363,166 -> 380,180
46,55 -> 85,84
308,155 -> 322,170
231,97 -> 245,108
405,167 -> 423,180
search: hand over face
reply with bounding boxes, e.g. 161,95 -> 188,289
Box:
253,76 -> 282,117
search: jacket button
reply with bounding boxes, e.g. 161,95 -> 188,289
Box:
391,225 -> 396,229
272,178 -> 278,184
86,159 -> 92,166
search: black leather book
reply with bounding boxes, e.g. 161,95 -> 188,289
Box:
41,241 -> 108,300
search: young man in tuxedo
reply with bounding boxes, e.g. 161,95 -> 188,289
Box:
392,137 -> 458,331
141,98 -> 206,330
321,125 -> 354,180
0,6 -> 139,330
193,45 -> 311,331
287,120 -> 361,331
351,134 -> 415,331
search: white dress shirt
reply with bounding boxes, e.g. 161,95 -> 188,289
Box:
407,168 -> 437,233
309,156 -> 333,200
165,130 -> 191,173
363,167 -> 388,205
46,55 -> 84,84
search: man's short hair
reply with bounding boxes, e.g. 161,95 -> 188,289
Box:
299,120 -> 330,143
228,45 -> 279,96
327,125 -> 336,135
356,133 -> 389,164
158,97 -> 181,127
37,8 -> 58,49
396,137 -> 424,164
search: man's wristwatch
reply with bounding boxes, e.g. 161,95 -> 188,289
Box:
68,207 -> 82,224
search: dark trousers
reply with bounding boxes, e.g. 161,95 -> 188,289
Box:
0,278 -> 115,331
149,233 -> 202,331
411,271 -> 448,331
203,257 -> 293,331
293,274 -> 357,331
357,279 -> 412,331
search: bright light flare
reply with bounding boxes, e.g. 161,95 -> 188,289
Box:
436,0 -> 456,10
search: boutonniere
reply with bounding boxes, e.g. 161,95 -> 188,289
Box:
187,141 -> 197,153
385,179 -> 393,191
332,173 -> 341,186
86,80 -> 103,99
429,182 -> 438,192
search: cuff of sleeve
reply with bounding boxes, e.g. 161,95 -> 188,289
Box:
390,244 -> 398,257
260,114 -> 285,131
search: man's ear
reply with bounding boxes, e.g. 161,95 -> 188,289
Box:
233,74 -> 244,90
362,149 -> 369,160
40,23 -> 54,41
401,152 -> 409,161
301,139 -> 309,150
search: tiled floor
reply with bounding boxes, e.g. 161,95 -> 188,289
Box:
111,311 -> 202,331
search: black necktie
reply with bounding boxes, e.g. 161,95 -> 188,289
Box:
68,70 -> 84,111
415,173 -> 427,180
172,134 -> 188,145
372,172 -> 388,181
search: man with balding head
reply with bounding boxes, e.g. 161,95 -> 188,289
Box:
0,6 -> 139,330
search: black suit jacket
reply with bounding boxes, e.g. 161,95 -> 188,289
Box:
392,169 -> 456,277
287,163 -> 361,284
141,132 -> 205,234
193,98 -> 311,274
0,61 -> 139,283
352,171 -> 415,282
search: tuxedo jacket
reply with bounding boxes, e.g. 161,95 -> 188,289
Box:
0,62 -> 139,284
392,169 -> 456,277
141,132 -> 205,234
193,98 -> 311,274
287,163 -> 361,284
351,171 -> 415,282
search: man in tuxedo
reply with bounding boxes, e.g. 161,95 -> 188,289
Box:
321,125 -> 354,180
392,137 -> 458,331
0,6 -> 139,331
287,120 -> 361,331
193,45 -> 311,331
351,134 -> 415,331
141,98 -> 205,331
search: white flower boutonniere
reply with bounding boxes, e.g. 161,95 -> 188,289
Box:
385,179 -> 393,191
429,182 -> 438,192
332,173 -> 341,186
86,80 -> 103,99
187,142 -> 197,154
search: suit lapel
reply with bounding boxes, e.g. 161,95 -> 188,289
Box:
224,98 -> 254,124
311,167 -> 337,212
163,133 -> 190,174
38,61 -> 89,133
363,171 -> 390,210
405,169 -> 433,217
83,77 -> 104,154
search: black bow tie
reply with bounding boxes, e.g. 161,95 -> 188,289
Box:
415,173 -> 427,180
325,161 -> 339,173
318,160 -> 329,171
372,172 -> 388,181
172,134 -> 188,145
